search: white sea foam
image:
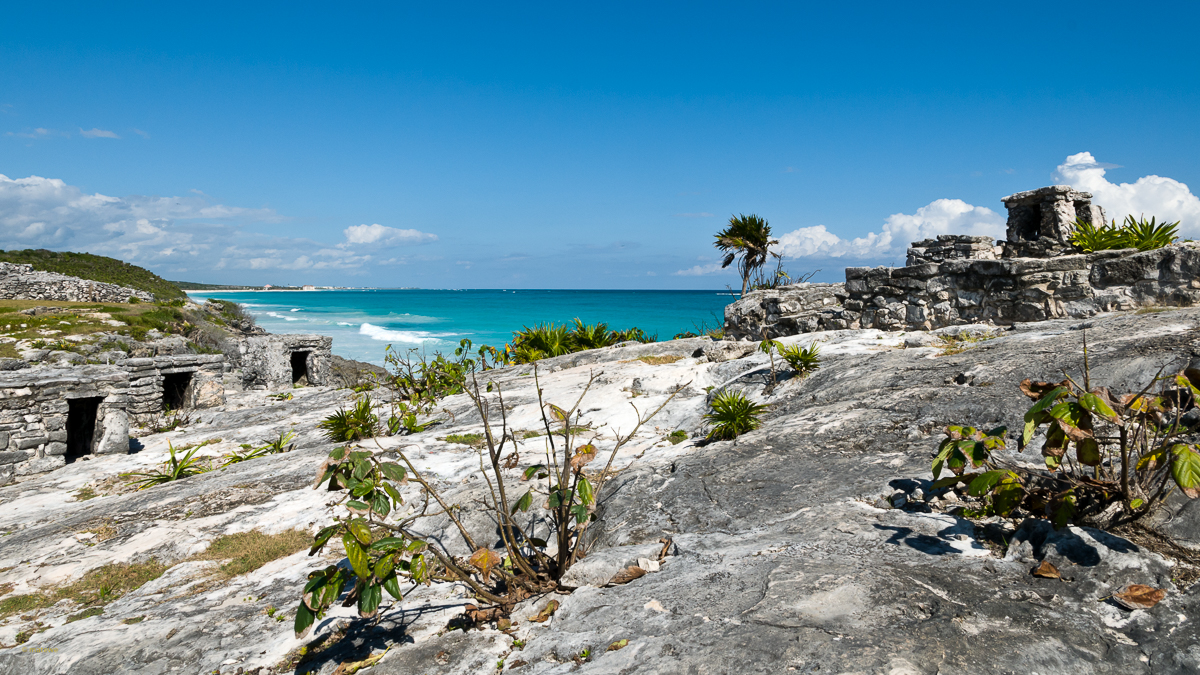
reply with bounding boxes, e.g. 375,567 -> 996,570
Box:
266,312 -> 304,322
290,308 -> 301,312
359,323 -> 453,343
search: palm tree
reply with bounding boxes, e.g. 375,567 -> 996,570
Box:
714,214 -> 778,295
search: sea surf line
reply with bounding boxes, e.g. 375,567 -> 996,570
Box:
186,288 -> 732,366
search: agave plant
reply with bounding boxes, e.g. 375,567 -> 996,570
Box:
1122,215 -> 1180,251
319,395 -> 380,442
779,341 -> 820,376
1070,215 -> 1180,253
704,389 -> 769,441
570,319 -> 615,350
122,443 -> 210,490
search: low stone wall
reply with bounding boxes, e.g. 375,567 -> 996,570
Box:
905,235 -> 1001,266
123,354 -> 227,415
724,283 -> 848,340
0,366 -> 129,485
237,334 -> 333,391
0,262 -> 154,303
725,243 -> 1200,338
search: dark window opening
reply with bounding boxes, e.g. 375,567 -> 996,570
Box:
1012,204 -> 1043,242
67,397 -> 103,461
1073,200 -> 1093,226
162,372 -> 193,411
291,351 -> 310,386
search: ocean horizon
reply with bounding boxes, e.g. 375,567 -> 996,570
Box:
186,288 -> 735,366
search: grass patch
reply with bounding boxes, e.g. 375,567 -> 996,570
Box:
122,616 -> 145,624
193,529 -> 311,579
521,430 -> 542,439
441,432 -> 486,448
81,522 -> 118,542
73,487 -> 99,502
65,606 -> 103,623
0,558 -> 168,618
667,430 -> 688,445
936,332 -> 996,356
636,355 -> 683,365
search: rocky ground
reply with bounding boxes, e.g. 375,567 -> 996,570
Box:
2,309 -> 1199,674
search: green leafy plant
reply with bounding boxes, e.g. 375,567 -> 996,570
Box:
1070,215 -> 1180,253
485,321 -> 657,366
319,396 -> 380,442
122,443 -> 210,490
779,341 -> 820,376
933,355 -> 1200,528
667,430 -> 688,445
295,369 -> 683,638
221,430 -> 296,467
704,389 -> 769,441
384,339 -> 478,401
715,213 -> 779,296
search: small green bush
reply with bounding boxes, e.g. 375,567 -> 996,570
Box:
121,443 -> 209,490
443,432 -> 486,448
1070,215 -> 1180,253
128,296 -> 141,304
704,389 -> 768,441
779,341 -> 820,375
319,396 -> 379,442
667,430 -> 688,445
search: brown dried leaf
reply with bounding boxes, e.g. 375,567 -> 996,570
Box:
607,639 -> 629,652
605,565 -> 648,586
463,603 -> 507,624
1032,560 -> 1061,579
1056,418 -> 1094,442
312,457 -> 337,489
527,599 -> 560,623
1020,378 -> 1070,401
1112,584 -> 1166,610
570,444 -> 598,470
469,548 -> 503,584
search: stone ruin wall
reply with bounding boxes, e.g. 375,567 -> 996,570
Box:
125,354 -> 227,417
0,367 -> 129,486
236,334 -> 333,391
0,262 -> 155,303
725,185 -> 1200,340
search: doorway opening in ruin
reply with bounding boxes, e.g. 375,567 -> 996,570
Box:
162,372 -> 193,411
291,351 -> 310,386
1011,204 -> 1043,242
66,397 -> 103,460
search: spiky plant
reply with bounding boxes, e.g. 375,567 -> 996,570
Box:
714,214 -> 779,296
1122,215 -> 1180,251
319,396 -> 380,442
704,389 -> 769,441
779,341 -> 821,376
122,443 -> 210,490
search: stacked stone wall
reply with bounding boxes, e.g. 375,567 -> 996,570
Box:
725,243 -> 1200,339
236,334 -> 333,391
0,367 -> 129,485
0,262 -> 154,303
124,354 -> 227,415
905,235 -> 1001,266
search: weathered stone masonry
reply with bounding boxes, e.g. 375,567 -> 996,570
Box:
0,366 -> 129,485
124,354 -> 227,416
725,186 -> 1200,340
236,334 -> 332,391
0,262 -> 154,303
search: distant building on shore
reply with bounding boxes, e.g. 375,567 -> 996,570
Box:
302,285 -> 315,291
263,284 -> 272,290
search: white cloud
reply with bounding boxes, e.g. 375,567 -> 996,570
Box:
80,128 -> 119,139
1054,152 -> 1200,235
775,199 -> 1005,260
673,261 -> 727,276
342,223 -> 437,247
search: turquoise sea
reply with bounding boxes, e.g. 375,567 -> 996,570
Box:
186,289 -> 733,366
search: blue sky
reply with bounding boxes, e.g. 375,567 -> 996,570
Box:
2,1 -> 1199,288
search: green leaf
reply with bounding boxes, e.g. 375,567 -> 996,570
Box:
967,470 -> 1006,497
1177,374 -> 1200,400
1044,454 -> 1061,469
992,482 -> 1024,516
294,601 -> 316,638
577,476 -> 595,506
352,460 -> 372,481
379,462 -> 407,482
374,553 -> 395,580
349,451 -> 372,462
411,554 -> 428,584
1078,392 -> 1118,423
529,537 -> 548,548
548,490 -> 565,509
382,574 -> 403,601
931,475 -> 968,490
359,582 -> 382,617
369,537 -> 407,552
1076,437 -> 1101,466
511,490 -> 533,514
1170,444 -> 1200,498
1130,498 -> 1145,509
347,500 -> 370,511
570,503 -> 589,524
321,571 -> 346,608
985,426 -> 1008,438
329,447 -> 347,461
383,482 -> 404,507
348,518 -> 373,545
371,492 -> 391,518
343,533 -> 372,579
523,464 -> 547,480
303,571 -> 329,594
931,438 -> 956,479
351,480 -> 375,497
1137,449 -> 1169,471
962,439 -> 989,467
1052,490 -> 1077,529
309,525 -> 339,556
